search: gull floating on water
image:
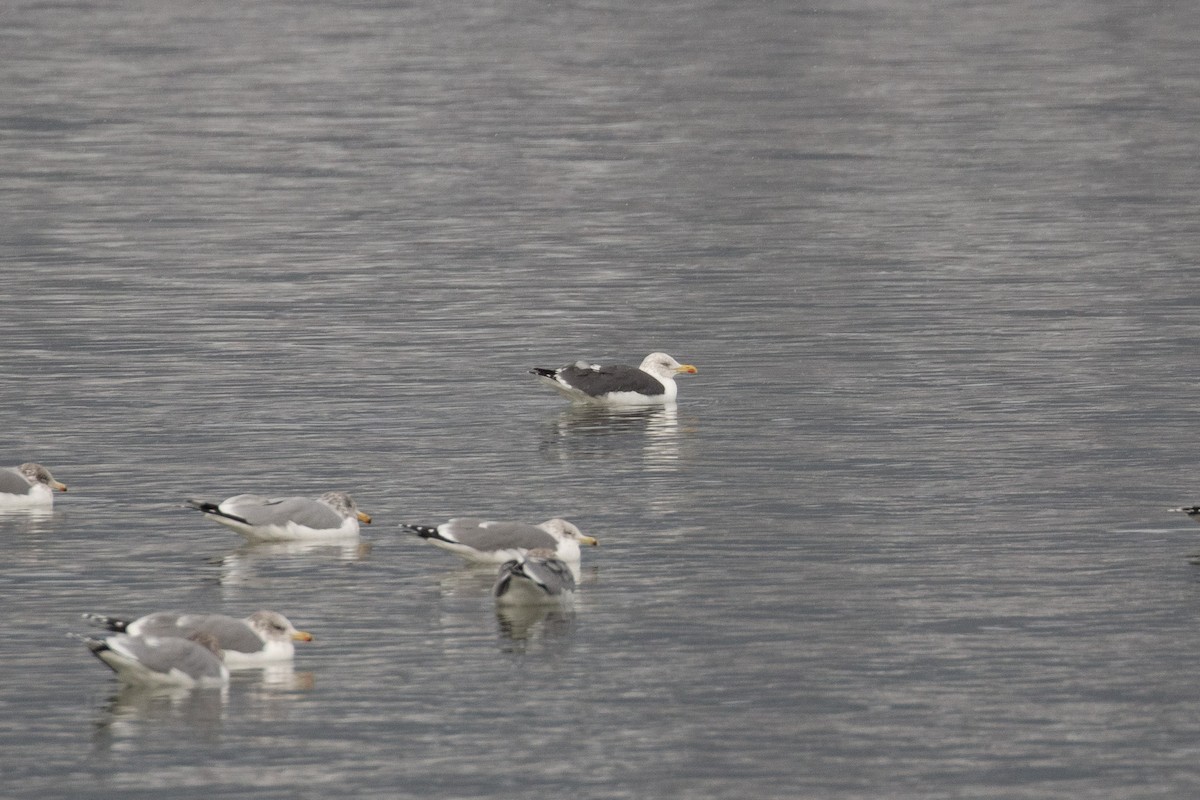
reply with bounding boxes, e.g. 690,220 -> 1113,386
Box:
0,463 -> 67,508
83,610 -> 313,668
186,491 -> 371,541
78,632 -> 230,689
493,548 -> 577,607
530,352 -> 697,405
403,517 -> 597,573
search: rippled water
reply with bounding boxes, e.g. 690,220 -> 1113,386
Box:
4,0 -> 1200,797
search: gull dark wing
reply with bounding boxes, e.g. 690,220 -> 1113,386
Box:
557,364 -> 665,397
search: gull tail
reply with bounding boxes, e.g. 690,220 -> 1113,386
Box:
67,631 -> 108,653
402,523 -> 447,542
185,498 -> 250,524
529,368 -> 557,379
493,560 -> 534,599
82,612 -> 132,632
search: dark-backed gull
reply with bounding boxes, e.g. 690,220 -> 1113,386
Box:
530,352 -> 697,405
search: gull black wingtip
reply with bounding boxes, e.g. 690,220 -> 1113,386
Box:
401,523 -> 441,540
186,498 -> 251,525
81,612 -> 131,632
67,631 -> 108,653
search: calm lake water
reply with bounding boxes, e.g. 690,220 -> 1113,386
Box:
3,0 -> 1200,797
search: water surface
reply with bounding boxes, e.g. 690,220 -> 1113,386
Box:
3,0 -> 1200,797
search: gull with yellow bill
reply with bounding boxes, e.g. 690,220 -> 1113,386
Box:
530,352 -> 697,405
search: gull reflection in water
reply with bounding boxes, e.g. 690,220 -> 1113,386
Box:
0,506 -> 54,521
495,605 -> 576,655
0,505 -> 56,541
92,683 -> 228,751
4,506 -> 62,573
429,565 -> 501,642
436,564 -> 499,597
540,403 -> 682,471
91,667 -> 315,754
217,538 -> 371,586
243,660 -> 316,691
235,665 -> 317,724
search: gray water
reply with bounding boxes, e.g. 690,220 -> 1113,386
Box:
3,0 -> 1200,797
